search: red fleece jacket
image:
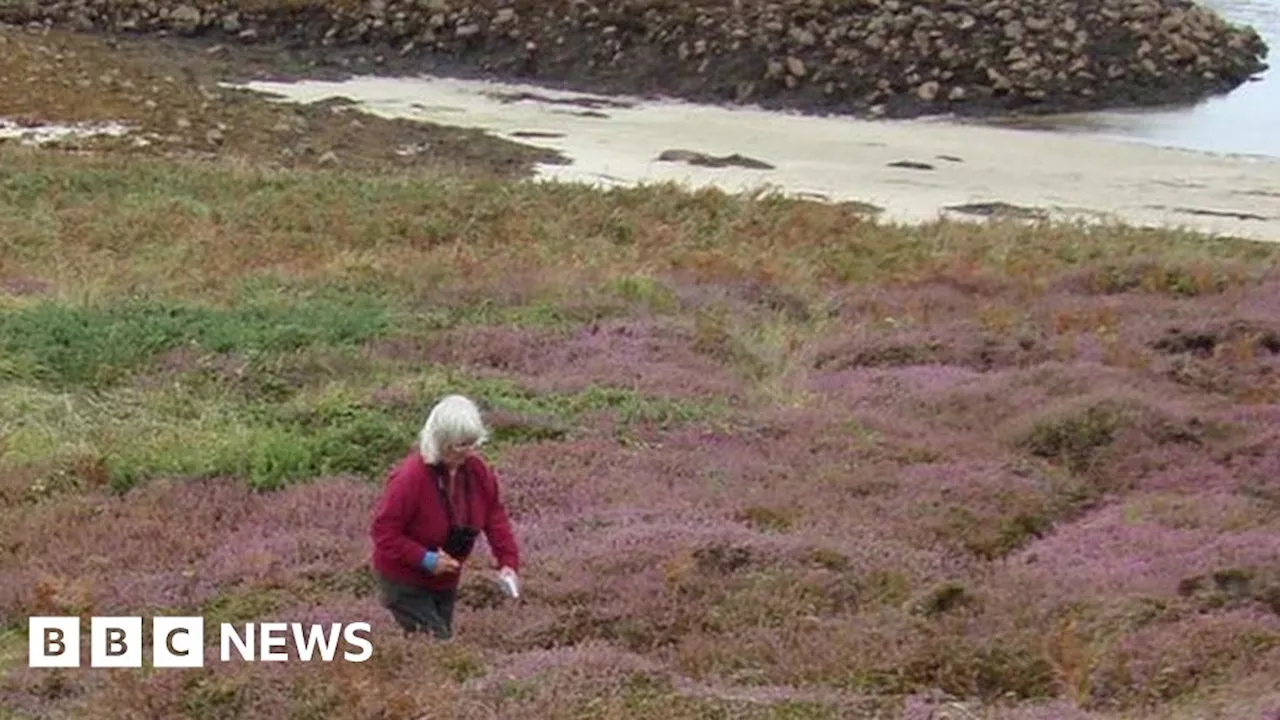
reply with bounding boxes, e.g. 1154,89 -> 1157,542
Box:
370,450 -> 520,590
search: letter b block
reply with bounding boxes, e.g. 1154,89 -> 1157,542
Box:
153,617 -> 205,668
28,617 -> 80,668
91,617 -> 142,668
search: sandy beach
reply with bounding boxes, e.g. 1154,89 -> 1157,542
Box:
237,74 -> 1280,243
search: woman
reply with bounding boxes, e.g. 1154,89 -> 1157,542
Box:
370,394 -> 521,640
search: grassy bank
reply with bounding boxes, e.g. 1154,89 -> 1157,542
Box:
0,25 -> 562,177
3,139 -> 1280,720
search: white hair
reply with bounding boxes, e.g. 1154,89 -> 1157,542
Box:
419,394 -> 489,465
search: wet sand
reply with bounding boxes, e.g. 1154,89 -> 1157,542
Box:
234,74 -> 1280,243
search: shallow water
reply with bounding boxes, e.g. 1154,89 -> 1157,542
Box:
991,0 -> 1278,158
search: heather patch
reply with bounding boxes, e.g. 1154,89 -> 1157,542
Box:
663,604 -> 1062,700
1003,390 -> 1208,480
0,476 -> 260,620
1233,272 -> 1280,322
544,671 -> 851,719
383,318 -> 743,400
197,478 -> 375,589
667,275 -> 831,323
1177,566 -> 1280,616
0,274 -> 52,299
464,506 -> 959,673
0,666 -> 104,720
520,506 -> 955,592
891,460 -> 1068,561
482,439 -> 640,519
811,271 -> 1271,386
0,476 -> 377,621
1055,257 -> 1258,298
11,630 -> 468,720
1158,352 -> 1280,403
905,363 -> 1125,441
1119,490 -> 1277,532
1150,319 -> 1280,359
478,642 -> 661,685
1109,445 -> 1246,495
495,566 -> 873,674
1144,315 -> 1280,402
828,274 -> 1018,331
1223,427 -> 1280,500
463,646 -> 856,718
1086,608 -> 1280,710
659,404 -> 951,475
981,701 -> 1104,720
733,382 -> 1002,472
808,365 -> 989,407
812,319 -> 1055,373
1000,503 -> 1280,604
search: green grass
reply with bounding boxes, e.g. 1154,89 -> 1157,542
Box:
3,148 -> 1275,304
0,293 -> 395,390
0,344 -> 725,492
0,626 -> 24,676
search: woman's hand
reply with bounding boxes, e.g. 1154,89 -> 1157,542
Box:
422,550 -> 462,575
435,551 -> 462,574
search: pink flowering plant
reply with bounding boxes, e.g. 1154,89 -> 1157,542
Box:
3,148 -> 1280,719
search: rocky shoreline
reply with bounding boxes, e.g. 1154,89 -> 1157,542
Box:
0,0 -> 1270,120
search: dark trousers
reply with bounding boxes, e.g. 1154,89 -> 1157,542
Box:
374,571 -> 458,640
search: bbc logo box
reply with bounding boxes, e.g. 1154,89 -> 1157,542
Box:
29,616 -> 372,668
29,616 -> 205,669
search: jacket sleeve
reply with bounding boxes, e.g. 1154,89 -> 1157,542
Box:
371,464 -> 429,569
481,464 -> 520,571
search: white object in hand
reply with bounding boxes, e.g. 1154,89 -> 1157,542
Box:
497,567 -> 519,599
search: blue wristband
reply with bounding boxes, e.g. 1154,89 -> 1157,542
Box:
422,551 -> 439,572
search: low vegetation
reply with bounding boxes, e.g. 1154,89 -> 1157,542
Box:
2,21 -> 1280,720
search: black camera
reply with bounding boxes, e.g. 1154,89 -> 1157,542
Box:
443,525 -> 480,559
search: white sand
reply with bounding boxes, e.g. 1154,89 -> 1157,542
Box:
0,118 -> 131,145
230,74 -> 1280,243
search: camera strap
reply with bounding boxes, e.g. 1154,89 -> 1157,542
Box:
433,465 -> 468,527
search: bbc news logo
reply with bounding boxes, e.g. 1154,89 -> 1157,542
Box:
29,616 -> 373,668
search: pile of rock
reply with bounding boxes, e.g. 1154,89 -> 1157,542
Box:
2,0 -> 1269,118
